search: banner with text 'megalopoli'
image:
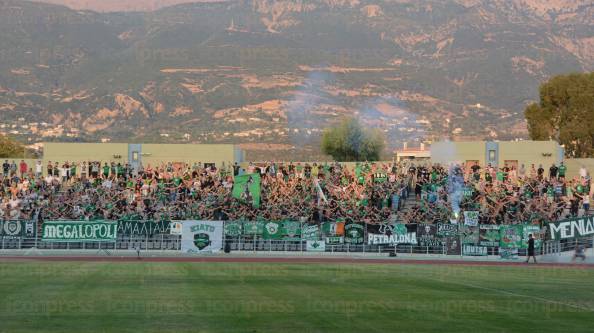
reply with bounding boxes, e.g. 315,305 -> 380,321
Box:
42,221 -> 118,242
181,221 -> 223,253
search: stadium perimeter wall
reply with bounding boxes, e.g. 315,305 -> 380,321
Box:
2,141 -> 593,178
431,140 -> 563,169
38,142 -> 243,174
565,159 -> 594,179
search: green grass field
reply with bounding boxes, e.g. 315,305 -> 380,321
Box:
0,262 -> 593,332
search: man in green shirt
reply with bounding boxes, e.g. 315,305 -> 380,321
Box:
558,162 -> 567,179
485,172 -> 492,183
102,163 -> 110,178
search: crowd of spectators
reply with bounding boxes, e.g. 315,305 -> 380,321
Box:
0,159 -> 408,224
400,162 -> 592,226
1,159 -> 591,227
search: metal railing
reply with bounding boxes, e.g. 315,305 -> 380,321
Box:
541,238 -> 594,256
1,218 -> 593,257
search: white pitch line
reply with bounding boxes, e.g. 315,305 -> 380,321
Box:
425,277 -> 594,312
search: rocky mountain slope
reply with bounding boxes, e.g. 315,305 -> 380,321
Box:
1,0 -> 592,158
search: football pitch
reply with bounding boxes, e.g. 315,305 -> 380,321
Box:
0,261 -> 593,333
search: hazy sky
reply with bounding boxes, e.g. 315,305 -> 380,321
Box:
22,0 -> 229,12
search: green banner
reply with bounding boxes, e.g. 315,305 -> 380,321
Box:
460,225 -> 479,245
302,225 -> 320,240
281,221 -> 301,240
326,236 -> 344,245
344,223 -> 364,244
232,173 -> 261,208
117,221 -> 170,236
522,225 -> 542,249
0,220 -> 36,237
499,225 -> 523,249
548,216 -> 594,240
42,221 -> 117,242
243,221 -> 264,235
263,221 -> 283,239
224,221 -> 243,237
479,225 -> 500,247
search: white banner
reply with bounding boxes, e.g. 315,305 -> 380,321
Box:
306,240 -> 326,252
180,221 -> 223,253
170,221 -> 183,235
463,211 -> 479,226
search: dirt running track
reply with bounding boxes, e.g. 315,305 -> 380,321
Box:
1,256 -> 593,268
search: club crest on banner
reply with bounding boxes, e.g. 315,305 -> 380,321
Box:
3,221 -> 22,236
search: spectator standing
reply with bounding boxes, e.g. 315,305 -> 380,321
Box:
580,166 -> 588,179
35,160 -> 42,177
10,161 -> 17,176
549,164 -> 558,180
2,160 -> 9,177
19,160 -> 27,177
526,234 -> 537,264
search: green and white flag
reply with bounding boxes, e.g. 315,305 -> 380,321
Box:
281,221 -> 301,240
263,221 -> 283,239
325,236 -> 344,245
344,224 -> 364,244
479,225 -> 500,247
499,225 -> 523,249
224,221 -> 243,237
463,211 -> 479,227
302,225 -> 320,240
306,240 -> 326,252
243,221 -> 264,235
232,173 -> 261,208
42,221 -> 117,242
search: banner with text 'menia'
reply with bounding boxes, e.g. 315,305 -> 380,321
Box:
42,221 -> 118,242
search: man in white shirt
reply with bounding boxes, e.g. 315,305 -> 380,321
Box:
60,166 -> 68,183
102,178 -> 112,189
35,161 -> 43,177
518,164 -> 526,178
580,166 -> 588,179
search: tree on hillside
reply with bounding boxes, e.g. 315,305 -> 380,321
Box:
525,72 -> 594,157
321,117 -> 385,161
0,135 -> 25,158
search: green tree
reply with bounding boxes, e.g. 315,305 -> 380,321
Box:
321,117 -> 385,161
0,135 -> 25,158
525,72 -> 594,157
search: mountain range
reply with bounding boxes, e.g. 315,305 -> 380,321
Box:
1,0 -> 593,159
